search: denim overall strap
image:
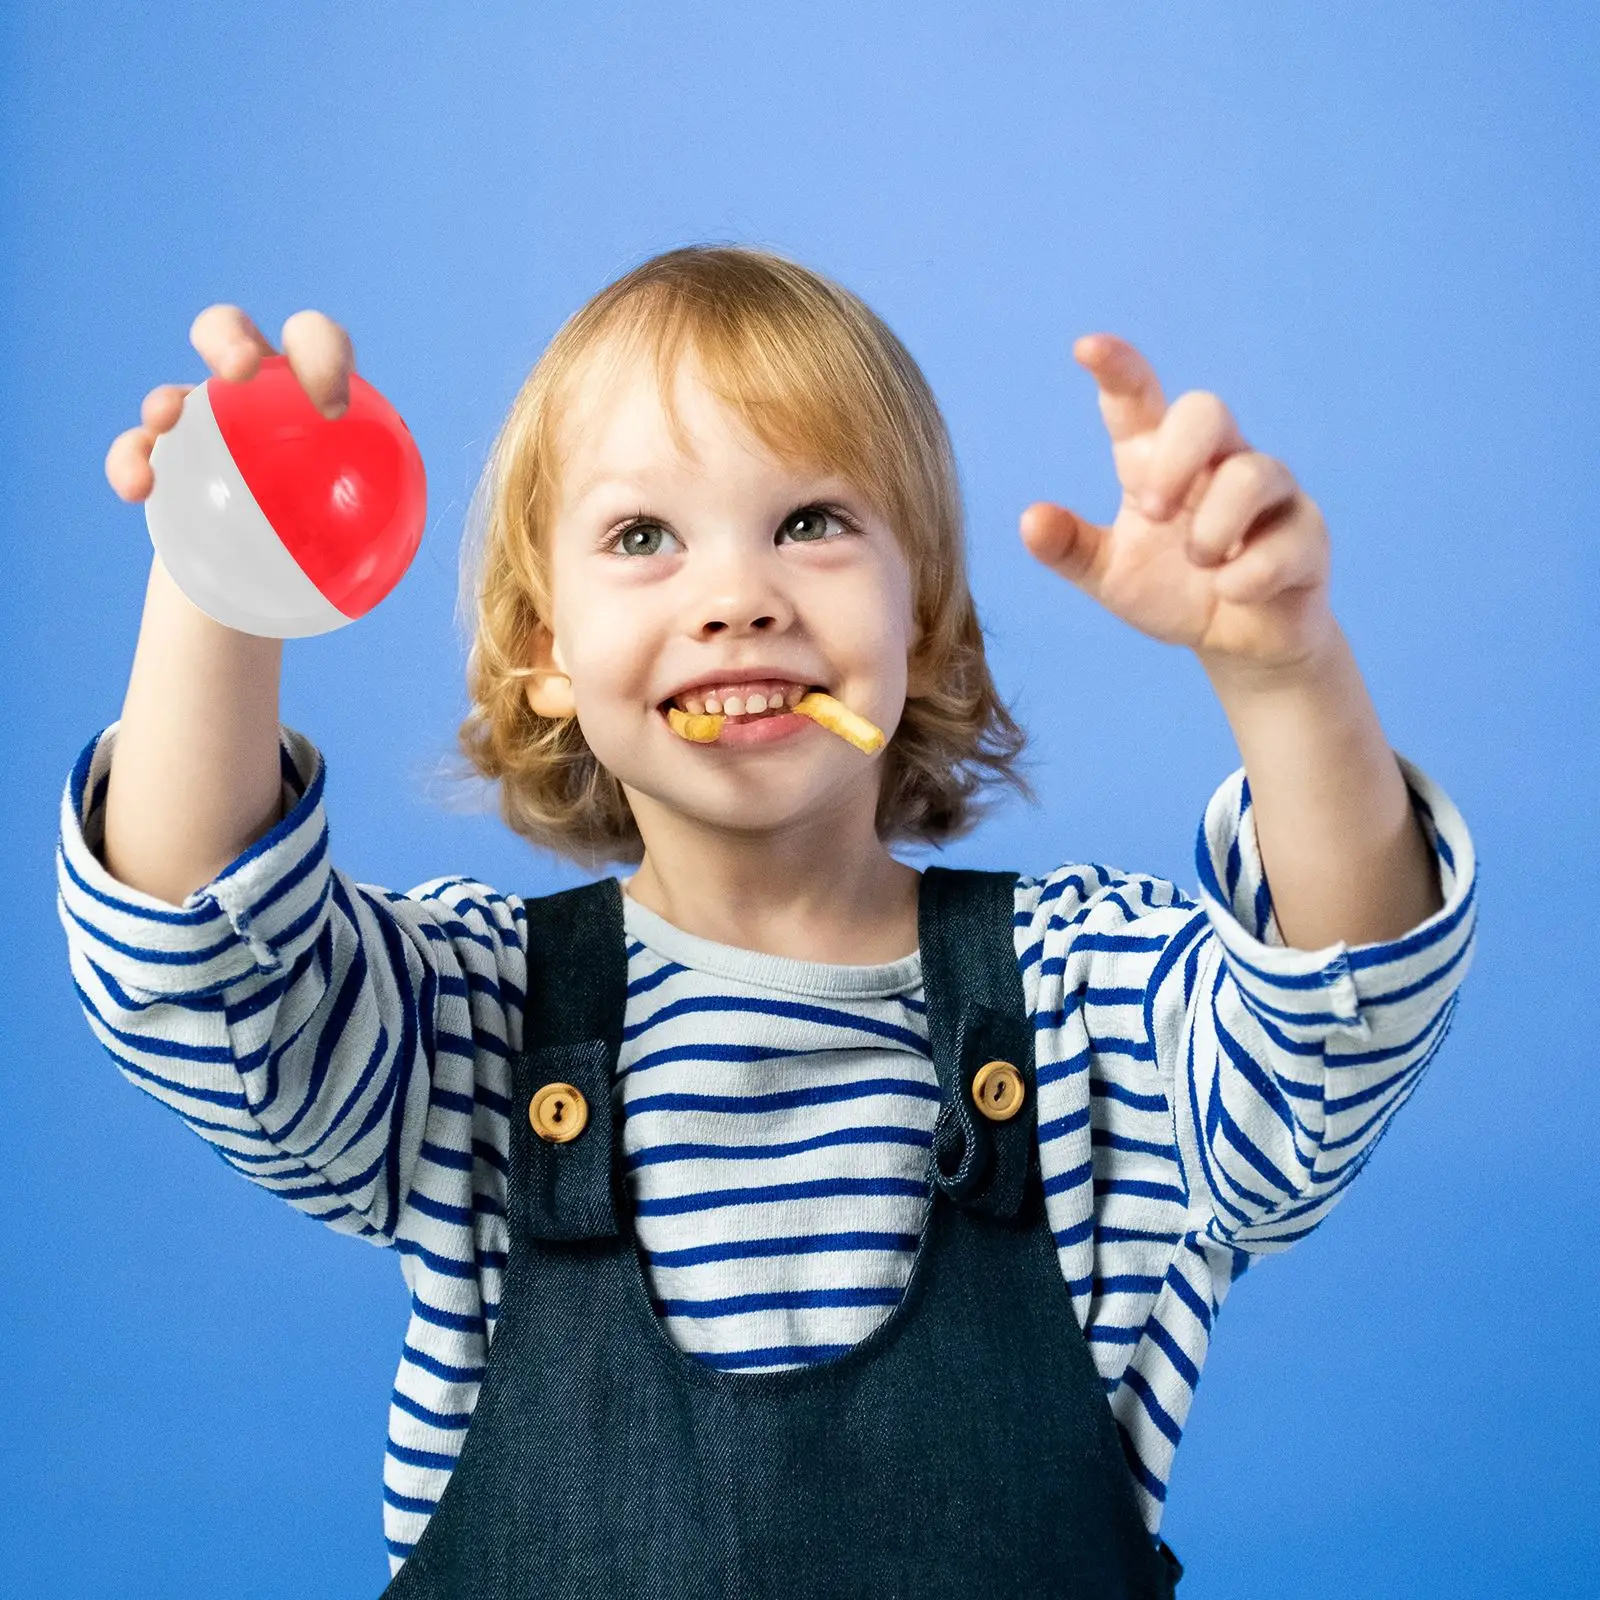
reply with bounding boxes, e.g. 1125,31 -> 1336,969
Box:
918,865 -> 1039,1221
381,869 -> 1182,1600
511,877 -> 627,1244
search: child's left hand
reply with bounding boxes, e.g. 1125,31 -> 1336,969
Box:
1020,334 -> 1333,673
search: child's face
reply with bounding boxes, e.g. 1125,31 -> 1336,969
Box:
540,345 -> 917,848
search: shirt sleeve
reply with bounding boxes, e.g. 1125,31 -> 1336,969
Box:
1165,750 -> 1478,1259
53,720 -> 530,1246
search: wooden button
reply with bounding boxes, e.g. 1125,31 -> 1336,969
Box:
529,1082 -> 588,1143
971,1059 -> 1025,1121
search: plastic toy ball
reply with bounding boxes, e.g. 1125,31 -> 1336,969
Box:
144,353 -> 427,638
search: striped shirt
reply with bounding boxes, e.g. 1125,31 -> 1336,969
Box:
55,721 -> 1478,1577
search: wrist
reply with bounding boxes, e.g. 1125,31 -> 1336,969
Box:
1197,619 -> 1390,787
1195,606 -> 1345,704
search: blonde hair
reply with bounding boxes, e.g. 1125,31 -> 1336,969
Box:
434,243 -> 1034,869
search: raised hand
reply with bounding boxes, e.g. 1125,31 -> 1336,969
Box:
1020,334 -> 1334,673
105,306 -> 355,504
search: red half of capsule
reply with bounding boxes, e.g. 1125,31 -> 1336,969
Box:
207,353 -> 427,618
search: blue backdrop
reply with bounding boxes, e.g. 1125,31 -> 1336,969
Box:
3,3 -> 1596,1595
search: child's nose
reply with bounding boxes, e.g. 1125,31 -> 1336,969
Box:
692,554 -> 796,637
701,612 -> 777,635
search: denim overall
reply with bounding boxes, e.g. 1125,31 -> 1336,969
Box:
381,867 -> 1183,1598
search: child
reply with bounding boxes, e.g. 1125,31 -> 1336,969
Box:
62,245 -> 1477,1597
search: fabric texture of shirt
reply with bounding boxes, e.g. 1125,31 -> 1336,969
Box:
55,722 -> 1478,1578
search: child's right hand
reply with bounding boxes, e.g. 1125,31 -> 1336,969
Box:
104,306 -> 356,503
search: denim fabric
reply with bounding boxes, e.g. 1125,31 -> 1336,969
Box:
381,868 -> 1182,1599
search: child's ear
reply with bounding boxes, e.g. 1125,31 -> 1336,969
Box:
525,628 -> 576,719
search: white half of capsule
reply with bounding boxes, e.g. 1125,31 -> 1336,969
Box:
143,382 -> 352,639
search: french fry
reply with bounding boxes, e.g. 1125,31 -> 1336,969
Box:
794,692 -> 885,754
665,692 -> 885,755
666,706 -> 725,743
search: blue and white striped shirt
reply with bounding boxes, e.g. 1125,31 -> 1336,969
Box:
55,722 -> 1477,1577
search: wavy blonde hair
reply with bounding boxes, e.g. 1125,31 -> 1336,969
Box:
433,243 -> 1034,869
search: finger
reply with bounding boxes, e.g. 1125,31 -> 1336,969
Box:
1142,391 -> 1247,520
280,309 -> 355,418
1072,333 -> 1167,443
105,425 -> 157,502
139,383 -> 194,434
1188,452 -> 1298,566
190,304 -> 276,383
1019,500 -> 1109,596
1211,503 -> 1329,606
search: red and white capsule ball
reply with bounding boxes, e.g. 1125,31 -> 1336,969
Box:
144,354 -> 427,638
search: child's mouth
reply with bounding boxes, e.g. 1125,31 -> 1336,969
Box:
657,684 -> 822,750
657,686 -> 885,754
657,681 -> 823,723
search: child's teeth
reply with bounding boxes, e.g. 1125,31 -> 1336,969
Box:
671,683 -> 810,720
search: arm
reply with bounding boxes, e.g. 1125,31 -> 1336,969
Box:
103,552 -> 285,905
1198,624 -> 1442,950
1021,331 -> 1447,953
1018,332 -> 1478,1257
101,302 -> 349,905
59,716 -> 529,1246
1167,750 -> 1475,1257
63,305 -> 508,1246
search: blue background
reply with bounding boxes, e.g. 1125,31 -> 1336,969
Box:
3,3 -> 1596,1595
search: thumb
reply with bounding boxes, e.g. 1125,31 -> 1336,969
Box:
1020,502 -> 1107,595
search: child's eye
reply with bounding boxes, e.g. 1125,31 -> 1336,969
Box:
607,519 -> 682,558
603,502 -> 859,558
778,504 -> 858,543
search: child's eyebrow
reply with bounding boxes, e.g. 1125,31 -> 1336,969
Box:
564,473 -> 643,508
569,472 -> 868,513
